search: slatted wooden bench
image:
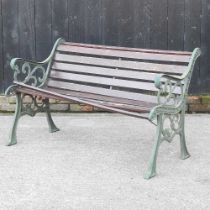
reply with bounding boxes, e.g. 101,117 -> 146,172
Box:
6,38 -> 201,179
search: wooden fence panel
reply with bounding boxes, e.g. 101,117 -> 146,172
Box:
133,0 -> 151,48
35,0 -> 52,60
2,0 -> 19,91
52,0 -> 68,42
103,0 -> 120,46
118,0 -> 134,47
68,0 -> 86,43
0,0 -> 209,94
168,0 -> 185,50
185,0 -> 201,94
200,0 -> 210,93
18,0 -> 36,59
0,0 -> 3,91
85,0 -> 103,44
150,0 -> 168,49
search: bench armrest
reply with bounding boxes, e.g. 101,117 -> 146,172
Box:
155,73 -> 184,106
10,58 -> 49,87
149,48 -> 201,122
12,38 -> 64,87
6,38 -> 64,95
148,74 -> 185,122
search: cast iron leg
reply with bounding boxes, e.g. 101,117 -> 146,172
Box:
144,115 -> 163,179
8,93 -> 22,146
44,99 -> 60,133
179,109 -> 190,160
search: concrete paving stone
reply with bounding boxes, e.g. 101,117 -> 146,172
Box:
0,113 -> 210,210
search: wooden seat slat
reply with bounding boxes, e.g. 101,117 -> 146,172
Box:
64,42 -> 192,56
45,87 -> 156,108
49,70 -> 181,94
58,44 -> 191,63
14,82 -> 150,119
47,80 -> 158,104
52,62 -> 159,82
54,53 -> 187,74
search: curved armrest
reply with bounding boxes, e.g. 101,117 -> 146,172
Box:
154,74 -> 185,105
10,38 -> 64,87
11,58 -> 48,87
154,74 -> 182,89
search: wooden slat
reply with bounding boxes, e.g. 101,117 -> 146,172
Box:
82,100 -> 151,112
18,85 -> 152,112
0,0 -> 3,92
57,44 -> 191,63
52,0 -> 68,41
54,53 -> 187,74
45,87 -> 156,108
50,70 -> 181,94
2,0 -> 19,89
168,0 -> 185,50
63,42 -> 192,56
14,82 -> 150,119
46,79 -> 158,104
52,62 -> 159,81
18,0 -> 35,59
151,0 -> 167,50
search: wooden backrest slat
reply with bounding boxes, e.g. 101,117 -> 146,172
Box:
49,70 -> 181,94
52,62 -> 161,82
47,80 -> 158,104
58,44 -> 191,63
64,42 -> 192,56
54,53 -> 187,74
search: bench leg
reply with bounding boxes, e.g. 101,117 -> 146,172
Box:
44,99 -> 60,133
179,109 -> 190,160
8,93 -> 22,146
144,115 -> 163,179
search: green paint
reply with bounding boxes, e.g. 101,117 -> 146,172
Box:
5,38 -> 201,179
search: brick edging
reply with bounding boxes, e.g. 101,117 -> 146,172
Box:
0,95 -> 210,113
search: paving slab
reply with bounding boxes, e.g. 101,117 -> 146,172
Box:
0,113 -> 210,210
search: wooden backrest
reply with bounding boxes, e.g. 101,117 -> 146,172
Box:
46,42 -> 192,101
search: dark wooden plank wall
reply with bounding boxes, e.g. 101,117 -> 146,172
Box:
0,0 -> 208,94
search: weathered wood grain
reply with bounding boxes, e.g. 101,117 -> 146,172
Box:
18,0 -> 35,59
0,0 -> 3,91
2,0 -> 19,90
168,0 -> 185,50
52,0 -> 68,42
35,0 -> 52,60
150,0 -> 167,49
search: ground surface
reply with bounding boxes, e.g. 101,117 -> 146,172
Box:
0,113 -> 209,210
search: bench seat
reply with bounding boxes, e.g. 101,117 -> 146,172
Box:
6,38 -> 201,179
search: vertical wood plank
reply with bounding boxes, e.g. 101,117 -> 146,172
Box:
2,0 -> 19,90
200,0 -> 210,93
84,0 -> 102,44
68,0 -> 86,43
168,0 -> 185,50
118,0 -> 134,47
150,0 -> 168,49
0,0 -> 3,92
18,0 -> 35,59
133,0 -> 151,48
52,0 -> 68,42
35,0 -> 52,60
185,0 -> 201,93
103,0 -> 120,46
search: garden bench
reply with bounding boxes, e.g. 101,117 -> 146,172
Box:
6,38 -> 201,179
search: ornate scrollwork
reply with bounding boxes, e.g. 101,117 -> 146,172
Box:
155,75 -> 184,107
12,60 -> 47,87
20,94 -> 48,117
160,113 -> 182,143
